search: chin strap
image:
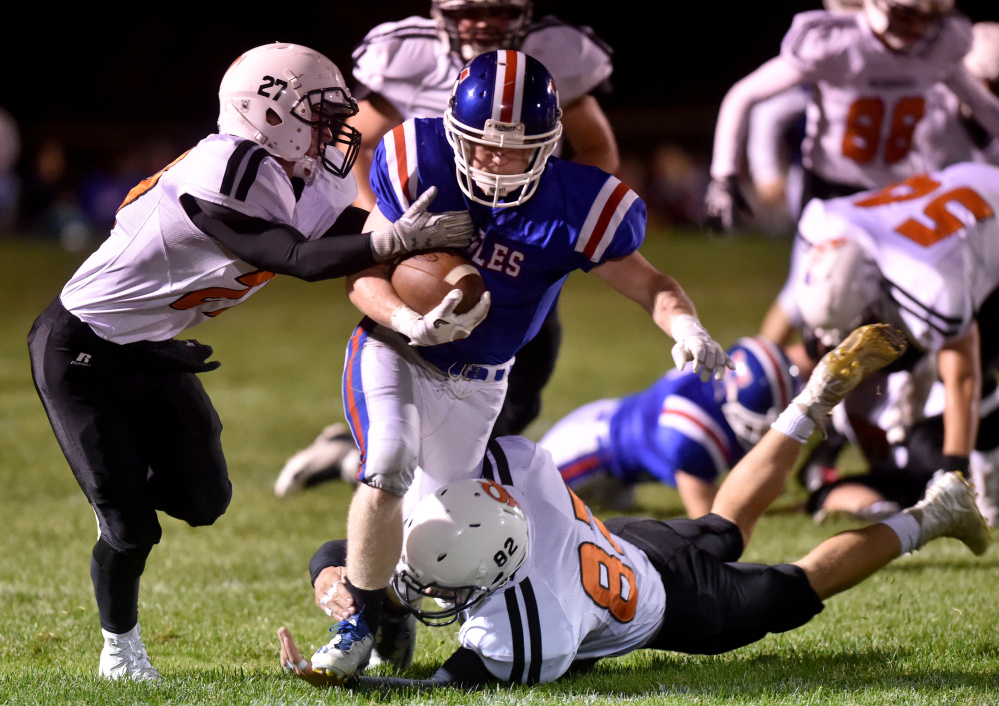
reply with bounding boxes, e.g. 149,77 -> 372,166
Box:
292,157 -> 318,184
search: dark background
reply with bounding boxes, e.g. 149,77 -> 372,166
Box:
4,1 -> 997,236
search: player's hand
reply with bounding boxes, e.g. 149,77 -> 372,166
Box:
391,290 -> 491,346
370,186 -> 476,261
669,314 -> 734,382
277,626 -> 342,688
703,176 -> 752,233
144,339 -> 221,373
314,566 -> 354,621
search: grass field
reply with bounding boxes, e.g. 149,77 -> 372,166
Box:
1,232 -> 997,705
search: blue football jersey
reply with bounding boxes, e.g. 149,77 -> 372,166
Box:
370,118 -> 646,368
610,371 -> 743,485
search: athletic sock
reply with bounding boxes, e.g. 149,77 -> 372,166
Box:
772,405 -> 816,444
879,512 -> 922,555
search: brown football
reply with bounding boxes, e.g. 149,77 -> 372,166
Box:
390,250 -> 486,315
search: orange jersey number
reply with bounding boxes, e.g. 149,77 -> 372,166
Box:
170,270 -> 275,316
567,486 -> 637,622
842,97 -> 924,166
855,175 -> 996,247
116,150 -> 192,214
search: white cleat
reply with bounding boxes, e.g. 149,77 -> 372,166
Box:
310,613 -> 375,681
274,423 -> 358,497
99,623 -> 161,682
905,471 -> 991,556
794,324 -> 908,429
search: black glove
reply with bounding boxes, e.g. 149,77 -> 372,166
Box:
144,339 -> 221,373
702,176 -> 753,233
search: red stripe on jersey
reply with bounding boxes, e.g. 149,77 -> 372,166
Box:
662,407 -> 727,456
584,182 -> 630,260
390,123 -> 410,202
500,50 -> 519,123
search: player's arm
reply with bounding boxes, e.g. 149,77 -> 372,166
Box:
181,194 -> 376,280
591,252 -> 732,381
348,95 -> 404,211
704,57 -> 805,231
710,56 -> 805,181
560,95 -> 620,174
347,204 -> 490,346
937,322 -> 981,468
946,66 -> 999,141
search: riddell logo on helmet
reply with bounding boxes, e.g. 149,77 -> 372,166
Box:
478,479 -> 521,508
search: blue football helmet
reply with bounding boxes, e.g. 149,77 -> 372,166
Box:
719,336 -> 800,449
443,50 -> 562,207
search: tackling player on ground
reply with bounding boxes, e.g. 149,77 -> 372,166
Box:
279,324 -> 991,688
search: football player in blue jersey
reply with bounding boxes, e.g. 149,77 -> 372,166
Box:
274,1 -> 623,498
311,49 -> 734,680
541,336 -> 801,518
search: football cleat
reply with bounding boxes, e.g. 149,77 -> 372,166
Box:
793,324 -> 907,431
274,423 -> 358,497
310,613 -> 375,680
99,624 -> 161,682
368,608 -> 418,672
905,471 -> 991,556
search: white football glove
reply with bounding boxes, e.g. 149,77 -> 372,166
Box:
669,314 -> 734,382
370,186 -> 476,261
390,290 -> 491,347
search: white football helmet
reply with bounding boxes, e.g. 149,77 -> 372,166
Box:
431,0 -> 533,61
218,43 -> 360,181
391,478 -> 529,626
966,22 -> 999,90
795,237 -> 882,349
862,0 -> 953,50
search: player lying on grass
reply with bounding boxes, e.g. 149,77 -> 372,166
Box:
277,324 -> 990,688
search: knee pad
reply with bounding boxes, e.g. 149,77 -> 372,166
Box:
92,537 -> 152,581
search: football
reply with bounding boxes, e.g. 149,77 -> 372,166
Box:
391,250 -> 486,315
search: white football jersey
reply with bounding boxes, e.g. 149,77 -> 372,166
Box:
60,133 -> 357,344
350,16 -> 613,121
797,162 -> 999,351
782,10 -> 973,188
408,436 -> 667,683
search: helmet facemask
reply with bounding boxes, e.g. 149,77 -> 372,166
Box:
863,0 -> 952,50
432,0 -> 532,61
444,112 -> 561,207
390,566 -> 496,626
294,87 -> 361,179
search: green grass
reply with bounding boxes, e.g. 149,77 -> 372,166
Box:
2,233 -> 997,705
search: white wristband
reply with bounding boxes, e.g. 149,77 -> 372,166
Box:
390,305 -> 421,337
